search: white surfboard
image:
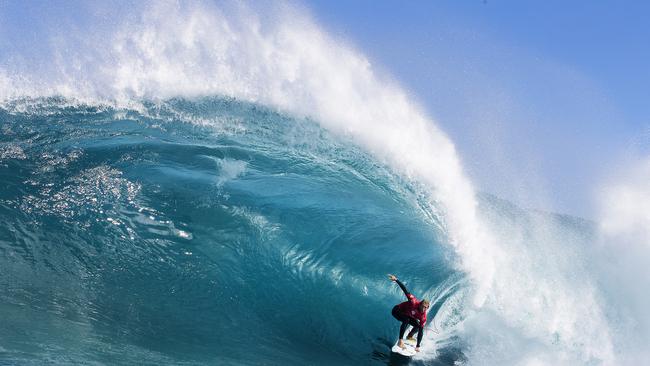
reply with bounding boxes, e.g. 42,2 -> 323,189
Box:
391,338 -> 417,356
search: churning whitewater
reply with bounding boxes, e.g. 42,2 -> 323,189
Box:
1,2 -> 648,365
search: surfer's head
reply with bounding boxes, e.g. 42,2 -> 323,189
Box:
419,299 -> 430,312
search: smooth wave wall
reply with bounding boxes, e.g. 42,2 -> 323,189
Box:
0,98 -> 465,365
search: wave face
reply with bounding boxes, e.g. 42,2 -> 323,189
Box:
0,98 -> 464,365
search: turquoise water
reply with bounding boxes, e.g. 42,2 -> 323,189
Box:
0,98 -> 464,365
2,2 -> 647,364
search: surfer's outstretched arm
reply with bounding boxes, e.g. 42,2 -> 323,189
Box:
395,279 -> 410,298
388,274 -> 410,298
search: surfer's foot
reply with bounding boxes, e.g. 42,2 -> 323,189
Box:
406,336 -> 415,341
398,340 -> 406,349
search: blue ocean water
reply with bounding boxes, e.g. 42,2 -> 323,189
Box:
2,2 -> 649,364
0,97 -> 466,365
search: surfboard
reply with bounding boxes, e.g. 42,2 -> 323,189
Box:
391,338 -> 417,356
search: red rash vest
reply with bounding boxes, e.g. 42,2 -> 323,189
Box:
397,293 -> 427,327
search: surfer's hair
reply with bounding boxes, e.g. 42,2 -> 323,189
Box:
421,299 -> 430,306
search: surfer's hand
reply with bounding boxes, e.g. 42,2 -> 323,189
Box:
415,347 -> 420,352
388,274 -> 397,282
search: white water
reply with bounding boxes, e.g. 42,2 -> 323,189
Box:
593,158 -> 650,365
2,1 -> 647,364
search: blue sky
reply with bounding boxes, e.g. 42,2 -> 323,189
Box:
303,1 -> 650,218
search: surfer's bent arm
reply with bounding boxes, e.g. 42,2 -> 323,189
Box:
395,279 -> 410,298
416,326 -> 424,347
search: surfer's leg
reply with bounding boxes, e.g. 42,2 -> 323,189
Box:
399,321 -> 409,339
392,305 -> 409,348
405,318 -> 420,342
406,326 -> 417,340
398,321 -> 409,348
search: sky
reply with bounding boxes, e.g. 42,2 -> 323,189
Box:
301,0 -> 650,218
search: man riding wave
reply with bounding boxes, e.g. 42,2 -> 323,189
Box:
388,274 -> 429,352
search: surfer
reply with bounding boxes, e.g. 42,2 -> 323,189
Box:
388,274 -> 429,352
